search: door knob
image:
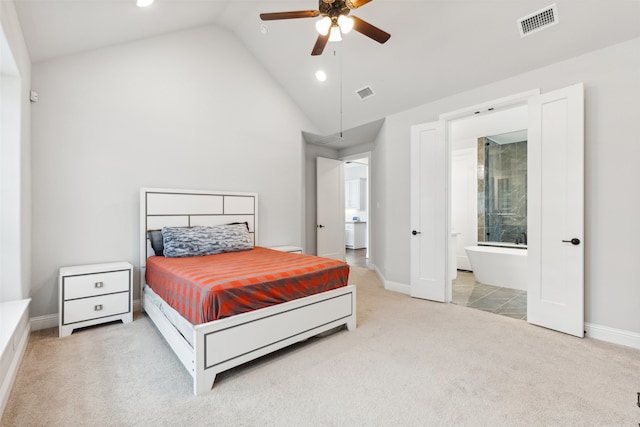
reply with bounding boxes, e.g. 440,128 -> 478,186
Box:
562,238 -> 580,245
317,224 -> 325,229
412,230 -> 421,236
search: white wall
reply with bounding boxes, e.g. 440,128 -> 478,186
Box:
0,0 -> 31,302
30,25 -> 316,318
372,37 -> 640,335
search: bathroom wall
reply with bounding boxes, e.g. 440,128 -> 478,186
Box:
480,137 -> 527,244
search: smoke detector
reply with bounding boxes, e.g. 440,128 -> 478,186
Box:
355,85 -> 376,101
518,3 -> 559,38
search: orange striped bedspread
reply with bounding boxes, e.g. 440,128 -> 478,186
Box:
144,246 -> 350,324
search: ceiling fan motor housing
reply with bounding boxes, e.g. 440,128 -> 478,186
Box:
319,0 -> 351,19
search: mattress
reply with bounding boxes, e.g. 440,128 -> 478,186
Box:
144,246 -> 350,324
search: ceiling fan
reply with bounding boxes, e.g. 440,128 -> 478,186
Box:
260,0 -> 391,56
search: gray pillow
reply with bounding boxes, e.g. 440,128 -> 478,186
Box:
162,224 -> 253,258
148,230 -> 164,256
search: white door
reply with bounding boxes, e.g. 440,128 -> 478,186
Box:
410,121 -> 447,301
527,83 -> 584,337
317,157 -> 345,260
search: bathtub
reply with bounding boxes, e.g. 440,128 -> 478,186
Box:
464,245 -> 528,291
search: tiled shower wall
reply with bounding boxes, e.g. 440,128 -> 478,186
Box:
477,137 -> 527,244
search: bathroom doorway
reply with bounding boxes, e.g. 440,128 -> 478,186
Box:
452,272 -> 527,320
343,155 -> 370,269
411,85 -> 584,336
449,110 -> 529,321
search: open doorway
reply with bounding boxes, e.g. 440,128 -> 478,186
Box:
449,108 -> 529,321
411,86 -> 584,336
343,156 -> 370,268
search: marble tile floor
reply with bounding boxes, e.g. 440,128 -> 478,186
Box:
452,270 -> 527,320
346,248 -> 369,268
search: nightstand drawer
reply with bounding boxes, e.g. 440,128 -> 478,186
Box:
63,270 -> 130,300
63,292 -> 130,324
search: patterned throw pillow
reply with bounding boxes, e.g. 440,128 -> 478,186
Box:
161,224 -> 253,258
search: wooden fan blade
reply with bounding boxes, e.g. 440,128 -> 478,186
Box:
346,0 -> 373,9
260,10 -> 320,21
351,15 -> 390,44
311,33 -> 330,56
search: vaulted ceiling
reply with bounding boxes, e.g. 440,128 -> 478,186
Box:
13,0 -> 640,145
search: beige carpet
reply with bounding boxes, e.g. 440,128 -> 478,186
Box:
3,267 -> 639,426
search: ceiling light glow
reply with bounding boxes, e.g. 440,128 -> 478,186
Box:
315,17 -> 332,36
315,70 -> 327,82
338,15 -> 354,34
328,26 -> 342,42
136,0 -> 154,7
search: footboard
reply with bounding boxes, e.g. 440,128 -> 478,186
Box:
193,285 -> 356,395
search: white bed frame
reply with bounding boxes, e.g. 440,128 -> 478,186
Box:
139,188 -> 356,395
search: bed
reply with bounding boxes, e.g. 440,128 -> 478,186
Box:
139,188 -> 356,395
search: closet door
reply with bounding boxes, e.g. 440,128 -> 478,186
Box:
527,83 -> 584,337
410,121 -> 447,302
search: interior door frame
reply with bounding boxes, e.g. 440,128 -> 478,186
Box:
439,89 -> 540,302
340,151 -> 373,266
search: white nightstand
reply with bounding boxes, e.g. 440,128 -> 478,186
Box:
269,246 -> 303,254
59,262 -> 133,338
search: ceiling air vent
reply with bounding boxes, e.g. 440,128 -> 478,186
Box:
518,3 -> 558,38
355,85 -> 376,101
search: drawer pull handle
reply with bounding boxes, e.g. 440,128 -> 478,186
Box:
94,304 -> 103,311
95,282 -> 104,288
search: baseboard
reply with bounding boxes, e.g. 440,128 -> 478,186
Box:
0,318 -> 30,418
584,322 -> 640,350
371,264 -> 411,295
30,314 -> 58,331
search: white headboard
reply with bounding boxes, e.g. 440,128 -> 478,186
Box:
139,188 -> 258,291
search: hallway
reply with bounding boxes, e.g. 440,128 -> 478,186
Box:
345,248 -> 369,269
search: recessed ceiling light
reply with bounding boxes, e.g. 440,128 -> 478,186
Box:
136,0 -> 154,8
315,70 -> 327,82
260,24 -> 269,35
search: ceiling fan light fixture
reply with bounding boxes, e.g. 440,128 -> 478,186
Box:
338,15 -> 354,33
329,25 -> 342,42
315,17 -> 332,35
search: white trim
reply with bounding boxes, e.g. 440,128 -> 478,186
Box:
1,307 -> 30,418
385,281 -> 411,295
30,314 -> 58,331
372,264 -> 410,295
439,89 -> 540,121
584,323 -> 640,350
